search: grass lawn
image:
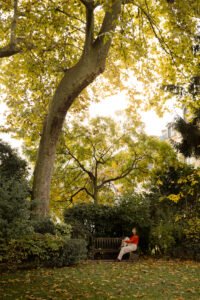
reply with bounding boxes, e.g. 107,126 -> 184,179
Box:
0,259 -> 199,300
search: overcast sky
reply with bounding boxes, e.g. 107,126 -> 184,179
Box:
0,92 -> 179,152
89,92 -> 178,136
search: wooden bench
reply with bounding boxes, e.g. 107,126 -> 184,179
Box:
90,237 -> 122,259
90,237 -> 139,260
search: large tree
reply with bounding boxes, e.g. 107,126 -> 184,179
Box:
50,116 -> 178,212
1,0 -> 198,217
51,117 -> 148,205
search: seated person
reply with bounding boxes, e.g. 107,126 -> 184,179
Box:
117,227 -> 139,261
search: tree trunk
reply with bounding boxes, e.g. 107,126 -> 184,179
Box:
93,164 -> 98,205
32,1 -> 122,217
32,53 -> 105,216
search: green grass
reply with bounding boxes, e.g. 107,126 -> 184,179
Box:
0,259 -> 200,300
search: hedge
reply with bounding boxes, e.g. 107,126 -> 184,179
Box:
0,234 -> 87,269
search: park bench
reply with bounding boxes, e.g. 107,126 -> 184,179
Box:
90,237 -> 139,260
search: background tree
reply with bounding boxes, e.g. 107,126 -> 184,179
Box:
164,27 -> 200,158
173,109 -> 200,158
147,162 -> 200,257
50,115 -> 178,212
52,116 -> 147,206
1,0 -> 199,217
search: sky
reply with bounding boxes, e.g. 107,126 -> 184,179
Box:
0,92 -> 178,151
89,92 -> 177,136
0,102 -> 23,149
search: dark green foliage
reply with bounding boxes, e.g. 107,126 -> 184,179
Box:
65,203 -> 117,239
0,234 -> 87,267
32,218 -> 56,235
0,141 -> 86,268
172,241 -> 200,261
63,164 -> 199,259
150,164 -> 200,208
64,194 -> 151,253
31,218 -> 71,236
0,141 -> 32,241
0,141 -> 28,179
148,164 -> 200,259
173,110 -> 200,158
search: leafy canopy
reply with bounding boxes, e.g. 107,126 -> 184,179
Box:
1,0 -> 199,146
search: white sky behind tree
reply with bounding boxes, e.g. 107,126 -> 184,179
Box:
0,91 -> 179,153
89,92 -> 179,135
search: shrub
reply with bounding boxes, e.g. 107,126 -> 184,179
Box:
32,218 -> 56,235
55,223 -> 71,238
64,194 -> 151,253
172,242 -> 200,261
64,203 -> 116,239
0,141 -> 32,241
32,218 -> 71,238
150,222 -> 176,255
171,216 -> 200,261
0,234 -> 87,268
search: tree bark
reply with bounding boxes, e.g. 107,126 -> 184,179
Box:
32,55 -> 101,216
93,163 -> 98,205
32,1 -> 122,217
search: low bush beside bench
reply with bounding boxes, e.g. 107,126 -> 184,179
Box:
0,234 -> 87,269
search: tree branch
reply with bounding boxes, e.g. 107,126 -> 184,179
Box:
0,0 -> 21,58
55,7 -> 86,24
135,1 -> 174,58
80,0 -> 95,8
69,186 -> 94,203
66,147 -> 95,181
0,44 -> 21,58
94,1 -> 122,50
97,155 -> 145,189
80,0 -> 95,54
10,0 -> 18,45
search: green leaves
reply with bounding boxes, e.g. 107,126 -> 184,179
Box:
0,234 -> 87,268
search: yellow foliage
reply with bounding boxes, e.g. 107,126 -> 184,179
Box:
167,194 -> 181,203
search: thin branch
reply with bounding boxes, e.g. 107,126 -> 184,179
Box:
69,186 -> 94,203
66,147 -> 95,181
135,0 -> 175,61
55,7 -> 86,24
97,155 -> 145,189
10,0 -> 18,45
0,0 -> 20,58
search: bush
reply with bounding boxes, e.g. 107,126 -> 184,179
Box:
0,141 -> 32,241
171,216 -> 200,261
32,218 -> 72,237
172,242 -> 200,261
55,223 -> 72,237
150,222 -> 176,255
32,218 -> 56,235
0,234 -> 87,268
64,194 -> 151,253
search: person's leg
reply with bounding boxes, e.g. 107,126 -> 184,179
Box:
117,245 -> 136,260
121,237 -> 129,248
